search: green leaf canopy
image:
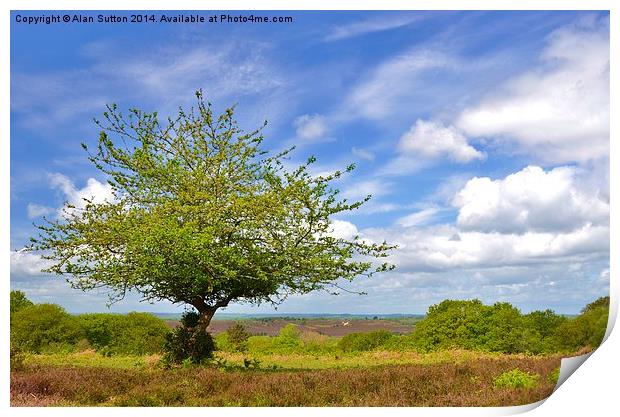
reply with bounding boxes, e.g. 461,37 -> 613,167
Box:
30,92 -> 396,325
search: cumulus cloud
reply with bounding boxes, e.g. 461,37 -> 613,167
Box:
363,223 -> 608,273
452,165 -> 609,234
328,220 -> 359,240
293,114 -> 328,140
398,120 -> 485,163
48,173 -> 115,218
10,250 -> 52,277
457,19 -> 609,163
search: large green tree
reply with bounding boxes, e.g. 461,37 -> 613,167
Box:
29,92 -> 395,330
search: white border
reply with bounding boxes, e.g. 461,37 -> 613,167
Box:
3,1 -> 617,416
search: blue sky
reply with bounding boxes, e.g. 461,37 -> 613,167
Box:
10,10 -> 609,315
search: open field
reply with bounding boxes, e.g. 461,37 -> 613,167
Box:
198,318 -> 415,336
11,350 -> 562,406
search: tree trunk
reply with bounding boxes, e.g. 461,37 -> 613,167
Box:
197,308 -> 216,333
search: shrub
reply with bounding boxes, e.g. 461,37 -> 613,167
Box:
10,346 -> 25,371
411,299 -> 490,352
77,312 -> 170,355
10,290 -> 33,315
246,335 -> 273,354
338,330 -> 393,352
382,334 -> 417,351
300,331 -> 337,354
226,322 -> 250,352
493,369 -> 539,389
553,297 -> 609,352
273,324 -> 302,349
162,311 -> 215,365
547,367 -> 560,384
411,299 -> 573,354
10,303 -> 84,353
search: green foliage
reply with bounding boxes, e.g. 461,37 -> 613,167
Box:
411,299 -> 570,354
411,298 -> 609,354
77,312 -> 170,355
411,299 -> 490,352
246,335 -> 274,353
581,296 -> 610,313
28,91 -> 396,333
553,297 -> 609,351
10,290 -> 33,315
10,304 -> 84,353
162,312 -> 215,365
338,330 -> 394,352
547,367 -> 560,384
493,369 -> 539,389
10,346 -> 25,371
226,322 -> 250,352
276,324 -> 301,344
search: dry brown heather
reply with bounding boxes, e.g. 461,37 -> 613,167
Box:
11,355 -> 561,407
166,318 -> 414,336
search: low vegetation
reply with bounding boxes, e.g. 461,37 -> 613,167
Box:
493,368 -> 540,389
12,355 -> 561,406
9,290 -> 609,406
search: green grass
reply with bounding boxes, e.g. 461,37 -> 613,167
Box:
23,350 -> 160,369
23,348 -> 555,371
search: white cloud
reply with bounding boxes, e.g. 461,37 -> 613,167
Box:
351,147 -> 375,161
48,173 -> 115,218
10,250 -> 52,277
26,203 -> 55,219
293,114 -> 328,140
398,120 -> 485,163
457,20 -> 609,163
343,49 -> 453,120
452,165 -> 609,234
341,179 -> 392,200
363,223 -> 608,273
328,220 -> 359,240
324,14 -> 423,41
12,39 -> 287,133
397,208 -> 439,228
376,155 -> 433,177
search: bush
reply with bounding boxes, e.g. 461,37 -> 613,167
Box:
77,312 -> 170,355
553,298 -> 609,352
411,300 -> 490,352
300,331 -> 337,354
246,335 -> 274,353
10,290 -> 33,315
411,299 -> 572,354
547,367 -> 560,384
10,346 -> 25,371
162,311 -> 215,365
338,330 -> 393,352
10,303 -> 84,353
226,322 -> 250,352
493,369 -> 539,389
273,324 -> 302,349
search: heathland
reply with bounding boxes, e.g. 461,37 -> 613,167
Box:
10,291 -> 609,407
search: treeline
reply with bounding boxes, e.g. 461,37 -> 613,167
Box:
10,291 -> 169,355
9,290 -> 609,356
410,298 -> 609,354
